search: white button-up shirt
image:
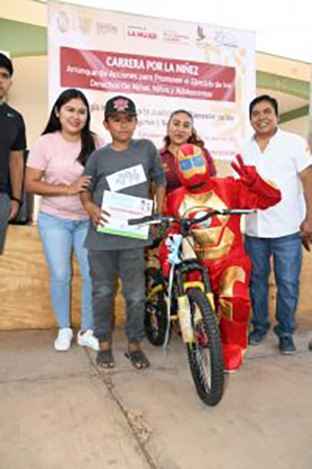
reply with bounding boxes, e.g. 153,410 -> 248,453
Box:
242,129 -> 312,238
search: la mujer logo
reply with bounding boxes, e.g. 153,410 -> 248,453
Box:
127,25 -> 158,40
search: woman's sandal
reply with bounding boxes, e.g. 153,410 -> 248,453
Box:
125,349 -> 150,369
96,349 -> 115,368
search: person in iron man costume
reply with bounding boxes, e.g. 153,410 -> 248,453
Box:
159,144 -> 281,371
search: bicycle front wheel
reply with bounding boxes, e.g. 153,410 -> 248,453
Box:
186,288 -> 224,406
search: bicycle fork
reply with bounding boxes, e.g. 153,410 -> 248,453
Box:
174,263 -> 214,344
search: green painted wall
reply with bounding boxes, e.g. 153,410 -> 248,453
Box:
257,71 -> 309,101
0,18 -> 47,57
257,71 -> 310,121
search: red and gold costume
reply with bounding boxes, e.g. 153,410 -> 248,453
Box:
159,144 -> 281,371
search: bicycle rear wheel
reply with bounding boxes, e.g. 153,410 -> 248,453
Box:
186,288 -> 224,406
145,267 -> 169,346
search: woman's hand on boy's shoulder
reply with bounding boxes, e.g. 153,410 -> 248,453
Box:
67,175 -> 92,195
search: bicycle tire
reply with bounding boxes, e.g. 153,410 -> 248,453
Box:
186,288 -> 224,406
145,267 -> 169,346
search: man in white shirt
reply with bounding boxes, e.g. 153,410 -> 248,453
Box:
243,95 -> 312,354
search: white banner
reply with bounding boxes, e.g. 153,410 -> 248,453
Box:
48,2 -> 255,160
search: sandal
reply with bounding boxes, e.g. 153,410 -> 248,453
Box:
96,349 -> 114,368
125,349 -> 150,369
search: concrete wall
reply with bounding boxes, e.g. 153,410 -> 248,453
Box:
9,55 -> 49,147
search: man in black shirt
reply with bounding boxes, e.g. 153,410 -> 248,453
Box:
0,53 -> 26,253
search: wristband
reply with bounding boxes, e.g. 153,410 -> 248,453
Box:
11,196 -> 23,207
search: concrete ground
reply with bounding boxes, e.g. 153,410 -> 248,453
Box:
1,319 -> 312,469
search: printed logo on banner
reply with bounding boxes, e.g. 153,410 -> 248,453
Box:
196,26 -> 217,49
96,22 -> 118,36
57,11 -> 70,33
196,26 -> 206,42
163,30 -> 191,46
196,26 -> 238,50
79,15 -> 92,34
214,29 -> 238,49
126,25 -> 158,41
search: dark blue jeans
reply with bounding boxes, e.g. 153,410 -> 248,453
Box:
245,233 -> 302,338
88,248 -> 145,344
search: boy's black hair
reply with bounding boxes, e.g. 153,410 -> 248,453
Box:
0,53 -> 13,76
249,95 -> 279,118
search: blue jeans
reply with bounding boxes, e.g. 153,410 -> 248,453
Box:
245,233 -> 302,337
38,212 -> 93,330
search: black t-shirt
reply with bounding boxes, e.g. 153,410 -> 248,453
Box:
0,102 -> 26,193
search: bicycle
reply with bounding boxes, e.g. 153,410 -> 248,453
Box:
129,208 -> 254,406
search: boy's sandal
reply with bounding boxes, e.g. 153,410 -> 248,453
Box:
125,349 -> 150,369
96,349 -> 114,368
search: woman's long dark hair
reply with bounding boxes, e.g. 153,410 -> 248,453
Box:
163,109 -> 205,149
42,88 -> 95,166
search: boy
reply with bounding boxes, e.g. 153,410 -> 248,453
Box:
80,95 -> 166,369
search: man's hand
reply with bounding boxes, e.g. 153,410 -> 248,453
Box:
8,200 -> 20,221
84,201 -> 110,227
301,235 -> 310,252
300,218 -> 312,252
231,154 -> 258,186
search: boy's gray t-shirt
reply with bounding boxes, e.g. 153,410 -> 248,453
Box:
83,138 -> 166,251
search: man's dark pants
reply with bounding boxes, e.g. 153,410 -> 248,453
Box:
0,193 -> 10,254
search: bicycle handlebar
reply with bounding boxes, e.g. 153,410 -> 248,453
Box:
128,208 -> 256,227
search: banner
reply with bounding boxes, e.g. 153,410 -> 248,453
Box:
48,3 -> 255,161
